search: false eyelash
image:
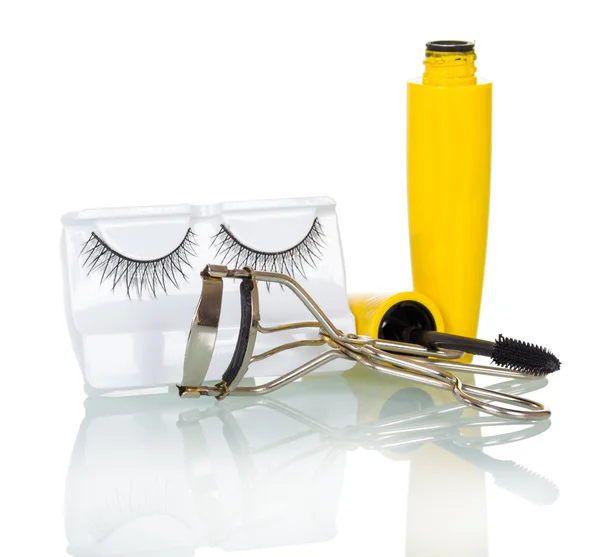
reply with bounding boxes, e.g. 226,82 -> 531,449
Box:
80,229 -> 197,298
210,218 -> 326,279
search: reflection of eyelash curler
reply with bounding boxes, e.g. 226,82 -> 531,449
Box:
80,228 -> 197,298
361,378 -> 559,506
210,217 -> 325,279
177,376 -> 557,506
179,264 -> 559,420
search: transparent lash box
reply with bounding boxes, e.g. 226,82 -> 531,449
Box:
61,197 -> 355,395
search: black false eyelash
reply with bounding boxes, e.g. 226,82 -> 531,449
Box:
80,229 -> 197,298
210,218 -> 326,279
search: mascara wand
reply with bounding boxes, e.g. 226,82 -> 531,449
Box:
413,330 -> 559,375
381,316 -> 561,376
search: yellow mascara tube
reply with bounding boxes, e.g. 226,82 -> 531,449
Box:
407,40 -> 492,342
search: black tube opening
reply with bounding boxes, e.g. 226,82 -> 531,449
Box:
378,301 -> 437,343
426,40 -> 475,53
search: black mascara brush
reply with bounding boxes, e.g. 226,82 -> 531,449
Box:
403,328 -> 561,375
377,306 -> 561,376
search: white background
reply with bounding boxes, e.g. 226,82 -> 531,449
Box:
1,1 -> 598,556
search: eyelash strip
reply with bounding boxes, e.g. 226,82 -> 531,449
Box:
210,218 -> 326,279
80,229 -> 197,298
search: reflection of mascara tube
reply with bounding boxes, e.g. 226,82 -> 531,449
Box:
407,40 -> 492,344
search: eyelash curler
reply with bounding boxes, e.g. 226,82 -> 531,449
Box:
179,264 -> 558,421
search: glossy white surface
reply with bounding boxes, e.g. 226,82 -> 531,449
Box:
64,371 -> 560,556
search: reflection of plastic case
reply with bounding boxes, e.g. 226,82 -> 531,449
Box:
65,376 -> 355,555
61,197 -> 355,394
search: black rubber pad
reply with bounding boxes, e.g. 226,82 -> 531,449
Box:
221,277 -> 254,387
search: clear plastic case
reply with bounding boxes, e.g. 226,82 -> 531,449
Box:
61,196 -> 355,394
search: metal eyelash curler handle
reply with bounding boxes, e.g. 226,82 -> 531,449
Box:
178,265 -> 552,421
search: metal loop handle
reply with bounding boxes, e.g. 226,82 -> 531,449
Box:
179,265 -> 553,421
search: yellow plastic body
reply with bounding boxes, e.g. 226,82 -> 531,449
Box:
348,292 -> 445,337
407,49 -> 492,342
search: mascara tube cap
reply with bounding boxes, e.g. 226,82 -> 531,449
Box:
348,292 -> 445,340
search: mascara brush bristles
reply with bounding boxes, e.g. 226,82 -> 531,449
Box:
491,334 -> 561,376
